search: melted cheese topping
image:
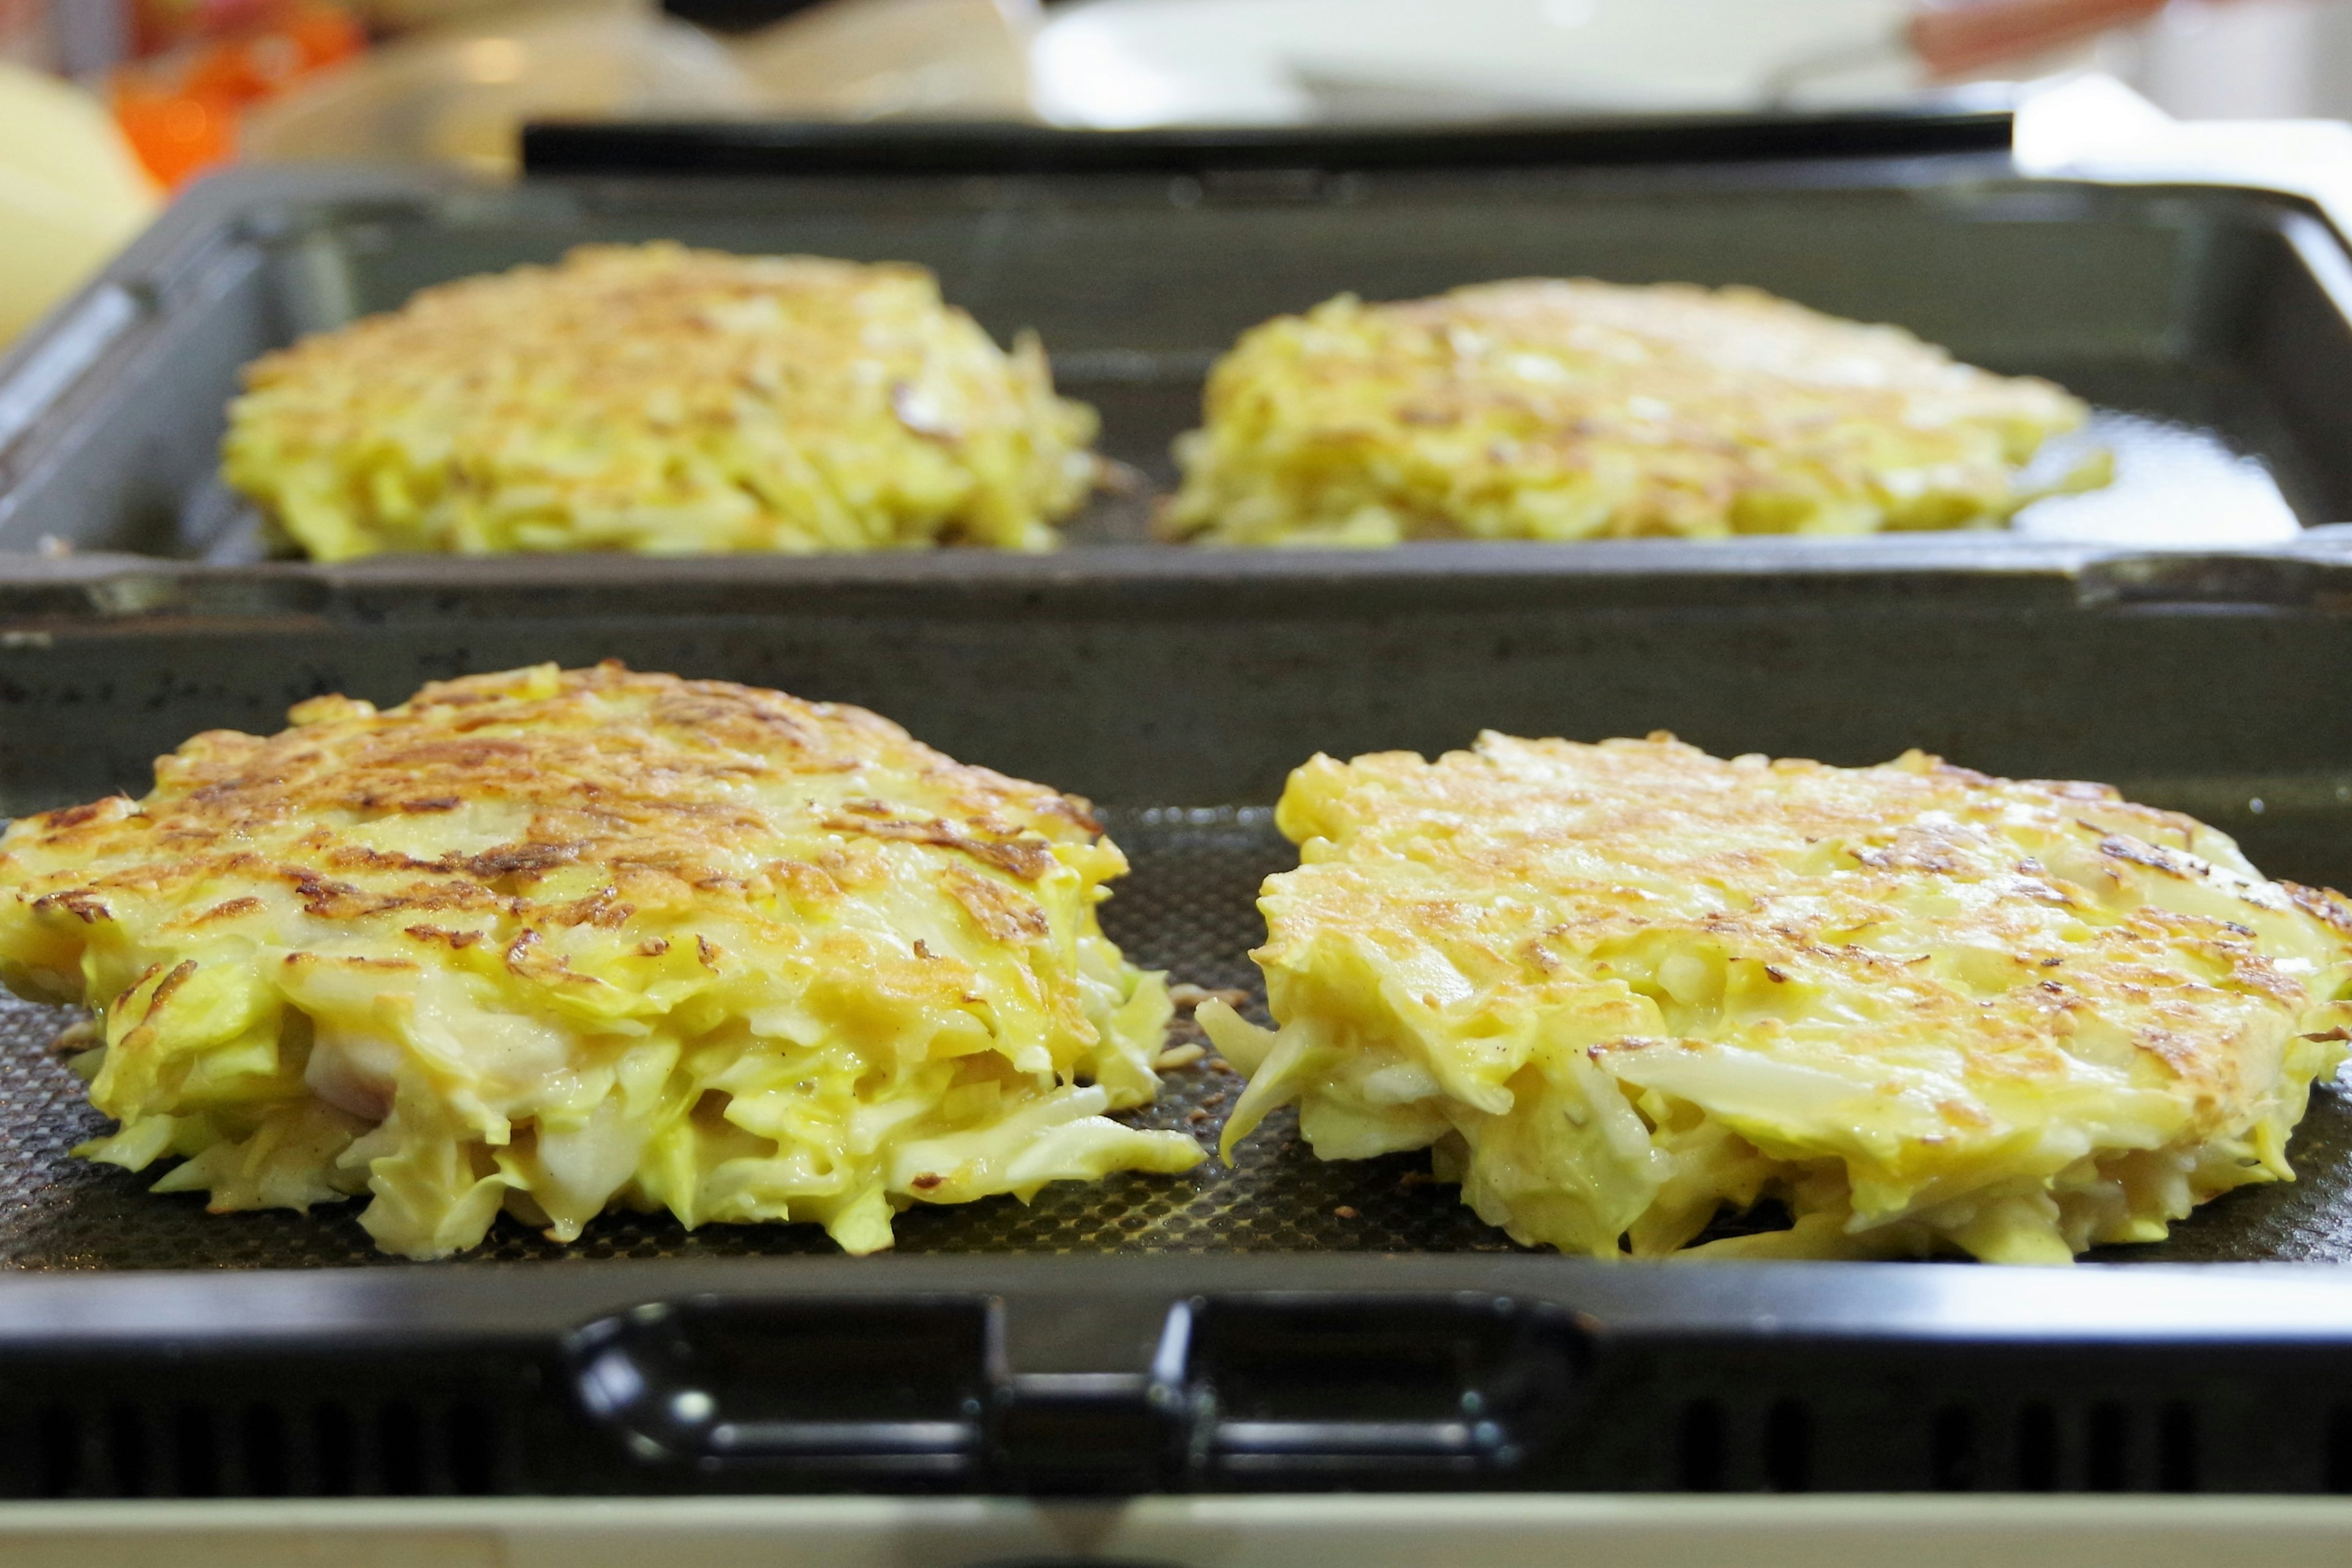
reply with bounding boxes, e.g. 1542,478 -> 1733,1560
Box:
1208,734 -> 2352,1262
0,663 -> 1198,1257
224,244 -> 1101,560
1161,279 -> 2092,546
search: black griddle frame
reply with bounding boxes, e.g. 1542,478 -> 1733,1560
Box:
4,109 -> 2352,1504
4,1257 -> 2352,1500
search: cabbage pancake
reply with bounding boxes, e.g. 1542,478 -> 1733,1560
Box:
1204,735 -> 2352,1263
1161,280 -> 2090,546
0,663 -> 1199,1259
224,243 -> 1100,560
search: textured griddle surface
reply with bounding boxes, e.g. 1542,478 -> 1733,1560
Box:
0,807 -> 2342,1269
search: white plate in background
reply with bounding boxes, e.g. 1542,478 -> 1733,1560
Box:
1031,0 -> 1931,127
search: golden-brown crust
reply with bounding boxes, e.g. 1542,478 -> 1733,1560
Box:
222,244 -> 1100,559
0,662 -> 1199,1261
1,662 -> 1107,1025
1246,733 -> 2352,1253
1163,279 -> 2090,545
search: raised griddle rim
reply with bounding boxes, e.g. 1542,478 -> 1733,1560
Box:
5,149 -> 2350,585
517,104 -> 2015,179
6,1253 -> 2348,1349
0,536 -> 2347,628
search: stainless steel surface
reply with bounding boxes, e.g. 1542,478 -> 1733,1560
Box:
3,158 -> 2350,573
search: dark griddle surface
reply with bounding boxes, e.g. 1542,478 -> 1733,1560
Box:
0,807 -> 2345,1270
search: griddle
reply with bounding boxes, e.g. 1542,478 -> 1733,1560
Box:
0,559 -> 2339,1498
2,118 -> 2352,1505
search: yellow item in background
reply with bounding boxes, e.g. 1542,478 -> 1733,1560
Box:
0,61 -> 157,349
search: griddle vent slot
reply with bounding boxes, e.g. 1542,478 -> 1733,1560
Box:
1761,1399 -> 1812,1492
1665,1396 -> 1817,1493
1650,1382 -> 2243,1494
1675,1399 -> 1727,1491
1985,1398 -> 2204,1494
16,1393 -> 512,1500
2328,1406 -> 2352,1493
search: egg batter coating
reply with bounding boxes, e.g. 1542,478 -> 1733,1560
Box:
1205,735 -> 2352,1262
224,243 -> 1101,560
0,663 -> 1199,1258
1160,280 -> 2091,546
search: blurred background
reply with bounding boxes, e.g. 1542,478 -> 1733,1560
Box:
7,0 -> 2352,346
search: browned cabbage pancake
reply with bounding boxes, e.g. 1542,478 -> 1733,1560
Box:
1204,734 -> 2352,1262
1162,279 -> 2092,546
0,663 -> 1197,1257
224,243 -> 1101,559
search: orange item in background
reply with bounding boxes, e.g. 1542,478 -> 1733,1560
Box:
111,1 -> 363,186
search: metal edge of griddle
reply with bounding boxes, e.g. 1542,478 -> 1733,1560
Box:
514,104 -> 2016,179
0,540 -> 2346,630
4,156 -> 2352,606
4,1253 -> 2352,1349
0,165 -> 469,532
0,164 -> 466,394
